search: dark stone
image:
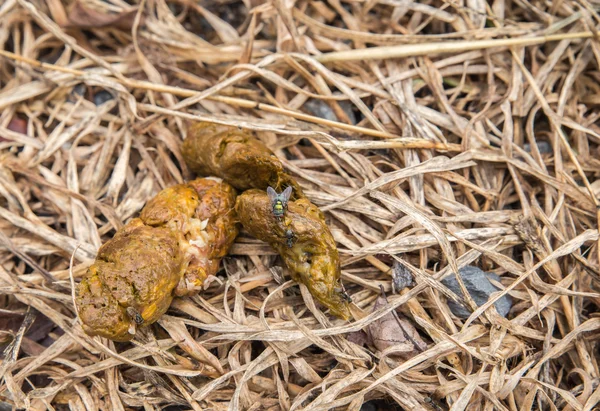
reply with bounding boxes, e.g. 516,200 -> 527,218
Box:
391,260 -> 414,292
524,141 -> 552,154
94,90 -> 114,106
304,99 -> 357,125
72,83 -> 86,96
441,266 -> 512,319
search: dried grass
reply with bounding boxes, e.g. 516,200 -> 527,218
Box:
1,0 -> 600,410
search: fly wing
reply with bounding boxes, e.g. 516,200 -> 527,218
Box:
266,186 -> 278,204
281,186 -> 293,205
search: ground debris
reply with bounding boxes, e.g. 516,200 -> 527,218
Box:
441,266 -> 512,319
349,286 -> 427,359
0,0 -> 598,408
64,1 -> 142,30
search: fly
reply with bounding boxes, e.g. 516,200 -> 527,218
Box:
267,186 -> 292,219
335,286 -> 353,303
285,228 -> 295,248
127,307 -> 144,325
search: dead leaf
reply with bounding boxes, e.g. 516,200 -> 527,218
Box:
347,330 -> 369,346
0,310 -> 26,344
24,312 -> 56,344
0,307 -> 55,345
366,286 -> 427,358
0,116 -> 27,143
64,1 -> 142,31
7,116 -> 27,134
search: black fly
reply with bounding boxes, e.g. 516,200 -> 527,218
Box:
335,286 -> 353,303
285,228 -> 295,248
127,307 -> 144,325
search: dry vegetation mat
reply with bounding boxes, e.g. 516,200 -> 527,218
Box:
1,0 -> 600,410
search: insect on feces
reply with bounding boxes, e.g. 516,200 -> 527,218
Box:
285,228 -> 294,248
267,186 -> 293,219
126,307 -> 144,325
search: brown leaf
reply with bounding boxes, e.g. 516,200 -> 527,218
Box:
64,1 -> 142,31
366,287 -> 427,357
24,312 -> 56,344
347,330 -> 369,346
0,308 -> 56,346
0,116 -> 27,143
0,310 -> 25,344
7,116 -> 27,134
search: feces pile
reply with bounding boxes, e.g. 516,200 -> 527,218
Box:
76,122 -> 349,341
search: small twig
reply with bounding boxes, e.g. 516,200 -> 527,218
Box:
315,31 -> 595,62
70,245 -> 82,319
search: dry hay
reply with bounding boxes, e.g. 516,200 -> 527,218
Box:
1,0 -> 600,410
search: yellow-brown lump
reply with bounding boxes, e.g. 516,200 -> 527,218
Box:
235,190 -> 350,319
182,122 -> 303,197
76,178 -> 238,341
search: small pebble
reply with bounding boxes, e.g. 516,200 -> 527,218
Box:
304,99 -> 357,125
441,266 -> 512,319
94,90 -> 114,106
391,260 -> 414,292
67,83 -> 87,103
524,141 -> 552,154
72,83 -> 86,96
